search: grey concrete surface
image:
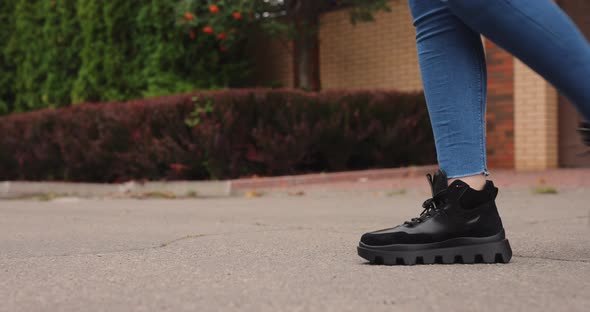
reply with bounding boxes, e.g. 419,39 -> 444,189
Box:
1,188 -> 589,312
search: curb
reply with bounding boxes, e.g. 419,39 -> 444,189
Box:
228,165 -> 438,194
0,165 -> 437,199
0,180 -> 231,199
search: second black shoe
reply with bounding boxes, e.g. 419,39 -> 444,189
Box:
357,169 -> 512,265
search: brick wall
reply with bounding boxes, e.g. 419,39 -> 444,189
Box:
248,0 -> 422,91
514,60 -> 559,170
318,0 -> 422,91
485,41 -> 515,169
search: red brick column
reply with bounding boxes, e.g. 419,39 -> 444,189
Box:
485,41 -> 515,169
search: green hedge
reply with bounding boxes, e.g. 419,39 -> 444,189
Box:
0,89 -> 436,182
0,0 -> 250,115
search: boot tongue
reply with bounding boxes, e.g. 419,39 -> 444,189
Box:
430,169 -> 448,196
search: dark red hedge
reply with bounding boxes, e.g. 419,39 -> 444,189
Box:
0,89 -> 436,182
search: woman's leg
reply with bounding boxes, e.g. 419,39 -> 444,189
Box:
357,1 -> 514,266
408,0 -> 489,183
446,0 -> 590,121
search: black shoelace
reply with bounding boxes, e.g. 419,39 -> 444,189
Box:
403,190 -> 448,226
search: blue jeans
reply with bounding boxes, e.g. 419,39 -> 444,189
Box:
408,0 -> 590,178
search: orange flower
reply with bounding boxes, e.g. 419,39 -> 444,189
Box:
217,33 -> 227,40
189,30 -> 196,40
232,12 -> 242,20
219,46 -> 228,53
202,26 -> 214,34
209,5 -> 219,14
184,12 -> 194,20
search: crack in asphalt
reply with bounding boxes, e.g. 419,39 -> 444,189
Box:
1,246 -> 156,260
158,234 -> 207,247
0,226 -> 316,260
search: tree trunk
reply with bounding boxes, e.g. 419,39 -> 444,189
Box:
287,0 -> 321,91
293,23 -> 319,90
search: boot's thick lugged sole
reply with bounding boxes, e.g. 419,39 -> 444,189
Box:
357,233 -> 512,265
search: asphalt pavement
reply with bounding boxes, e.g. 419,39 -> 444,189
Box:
1,188 -> 589,311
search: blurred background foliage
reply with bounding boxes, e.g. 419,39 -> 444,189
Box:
0,0 -> 390,115
0,0 -> 255,115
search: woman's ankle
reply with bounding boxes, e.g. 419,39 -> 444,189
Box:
448,174 -> 486,191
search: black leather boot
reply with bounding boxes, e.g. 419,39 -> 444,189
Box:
358,169 -> 512,265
